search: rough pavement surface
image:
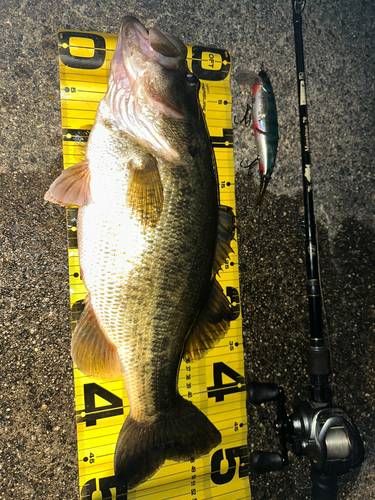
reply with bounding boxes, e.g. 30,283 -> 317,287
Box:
0,1 -> 374,499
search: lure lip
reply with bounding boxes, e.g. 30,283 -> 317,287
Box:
257,69 -> 271,87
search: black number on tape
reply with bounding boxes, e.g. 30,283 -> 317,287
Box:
211,445 -> 249,485
58,31 -> 106,70
99,476 -> 127,499
207,362 -> 246,402
80,478 -> 96,500
191,46 -> 230,81
76,383 -> 123,427
80,476 -> 127,500
226,286 -> 240,320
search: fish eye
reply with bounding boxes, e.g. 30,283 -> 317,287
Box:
186,73 -> 199,86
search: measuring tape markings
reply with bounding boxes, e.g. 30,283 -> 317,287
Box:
78,458 -> 250,500
71,362 -> 248,495
58,31 -> 250,500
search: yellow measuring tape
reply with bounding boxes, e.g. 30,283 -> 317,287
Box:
58,29 -> 251,500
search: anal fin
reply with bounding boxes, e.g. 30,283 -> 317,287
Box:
71,296 -> 121,379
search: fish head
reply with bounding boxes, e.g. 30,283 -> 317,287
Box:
105,16 -> 201,162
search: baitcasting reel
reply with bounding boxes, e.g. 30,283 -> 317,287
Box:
248,381 -> 364,499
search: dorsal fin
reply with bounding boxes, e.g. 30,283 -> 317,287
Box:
183,205 -> 236,361
213,205 -> 236,274
183,278 -> 233,361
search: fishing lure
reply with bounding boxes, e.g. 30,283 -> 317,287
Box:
252,70 -> 278,207
235,69 -> 278,207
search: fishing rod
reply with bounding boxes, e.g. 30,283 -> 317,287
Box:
247,1 -> 364,498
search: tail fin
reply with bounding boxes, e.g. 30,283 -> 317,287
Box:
114,395 -> 221,490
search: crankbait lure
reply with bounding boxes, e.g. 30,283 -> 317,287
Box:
235,69 -> 278,207
251,70 -> 278,207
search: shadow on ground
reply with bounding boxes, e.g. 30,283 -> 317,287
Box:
236,171 -> 375,500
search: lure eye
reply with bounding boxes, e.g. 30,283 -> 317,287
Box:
186,73 -> 199,86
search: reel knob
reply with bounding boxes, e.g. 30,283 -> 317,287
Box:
247,381 -> 280,404
250,451 -> 285,474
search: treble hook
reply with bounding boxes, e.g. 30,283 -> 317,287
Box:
240,156 -> 259,174
234,103 -> 252,127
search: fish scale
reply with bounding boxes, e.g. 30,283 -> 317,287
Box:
79,120 -> 218,421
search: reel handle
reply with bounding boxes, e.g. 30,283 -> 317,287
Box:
250,451 -> 285,474
247,381 -> 280,404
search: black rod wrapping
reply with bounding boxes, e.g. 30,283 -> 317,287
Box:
292,3 -> 323,343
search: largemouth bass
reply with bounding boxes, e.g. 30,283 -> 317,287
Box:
45,16 -> 235,490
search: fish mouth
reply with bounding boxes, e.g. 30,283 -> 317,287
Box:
120,16 -> 187,73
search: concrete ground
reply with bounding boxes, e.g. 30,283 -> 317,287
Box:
0,0 -> 374,498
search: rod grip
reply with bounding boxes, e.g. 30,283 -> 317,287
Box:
311,469 -> 338,500
307,346 -> 330,376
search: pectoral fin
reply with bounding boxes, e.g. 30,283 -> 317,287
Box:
71,296 -> 122,379
44,160 -> 92,207
183,278 -> 233,361
127,154 -> 164,227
